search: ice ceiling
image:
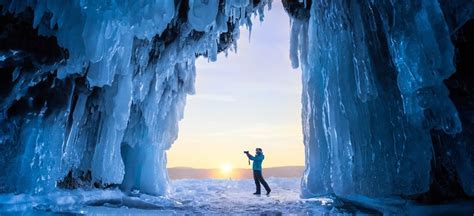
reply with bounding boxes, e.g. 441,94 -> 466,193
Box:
0,0 -> 473,203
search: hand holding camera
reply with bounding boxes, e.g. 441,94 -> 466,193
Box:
243,150 -> 249,154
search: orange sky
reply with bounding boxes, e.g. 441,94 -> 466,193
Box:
166,2 -> 304,169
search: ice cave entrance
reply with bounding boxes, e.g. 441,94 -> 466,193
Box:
167,2 -> 305,180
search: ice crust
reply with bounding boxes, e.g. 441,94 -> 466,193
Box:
0,0 -> 270,195
289,1 -> 474,197
0,178 -> 347,215
1,178 -> 472,215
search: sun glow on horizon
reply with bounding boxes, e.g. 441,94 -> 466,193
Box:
220,163 -> 233,174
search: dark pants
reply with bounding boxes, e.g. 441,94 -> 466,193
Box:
253,170 -> 270,193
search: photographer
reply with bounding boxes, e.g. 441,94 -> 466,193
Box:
244,148 -> 271,195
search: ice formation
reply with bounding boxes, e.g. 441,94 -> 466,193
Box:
0,0 -> 271,195
284,0 -> 474,198
1,0 -> 473,204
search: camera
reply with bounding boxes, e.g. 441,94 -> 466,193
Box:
243,151 -> 249,154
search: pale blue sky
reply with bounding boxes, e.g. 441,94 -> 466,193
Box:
167,2 -> 304,169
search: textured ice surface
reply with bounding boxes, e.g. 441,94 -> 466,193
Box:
0,178 -> 376,215
0,0 -> 270,195
2,178 -> 472,215
288,1 -> 474,197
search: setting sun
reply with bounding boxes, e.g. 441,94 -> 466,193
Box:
220,163 -> 233,174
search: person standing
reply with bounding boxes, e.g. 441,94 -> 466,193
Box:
244,148 -> 271,195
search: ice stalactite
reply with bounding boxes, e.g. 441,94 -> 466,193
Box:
0,0 -> 270,195
286,0 -> 474,199
1,0 -> 472,203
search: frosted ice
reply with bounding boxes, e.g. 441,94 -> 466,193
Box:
0,0 -> 271,195
1,178 -> 472,215
290,0 -> 474,198
188,0 -> 219,32
0,178 -> 377,215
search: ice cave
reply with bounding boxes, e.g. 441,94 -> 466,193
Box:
0,0 -> 474,214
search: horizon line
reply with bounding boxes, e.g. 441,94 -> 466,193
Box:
167,165 -> 305,170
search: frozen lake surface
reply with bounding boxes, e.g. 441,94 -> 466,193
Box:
1,178 -> 473,215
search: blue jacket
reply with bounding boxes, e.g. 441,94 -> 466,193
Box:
247,153 -> 264,171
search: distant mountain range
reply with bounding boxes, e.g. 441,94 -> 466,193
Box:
167,166 -> 304,180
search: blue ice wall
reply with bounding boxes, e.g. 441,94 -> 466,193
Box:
286,0 -> 474,198
0,0 -> 270,195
